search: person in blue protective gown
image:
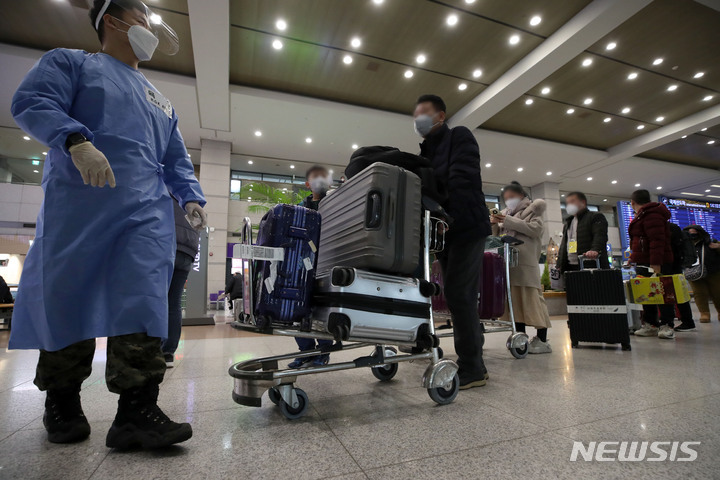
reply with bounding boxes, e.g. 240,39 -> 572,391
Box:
9,0 -> 207,450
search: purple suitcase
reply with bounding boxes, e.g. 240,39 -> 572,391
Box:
431,260 -> 449,313
254,204 -> 321,327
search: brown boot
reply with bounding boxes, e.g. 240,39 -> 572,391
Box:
699,312 -> 711,323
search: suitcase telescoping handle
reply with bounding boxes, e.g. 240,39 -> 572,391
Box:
578,254 -> 601,271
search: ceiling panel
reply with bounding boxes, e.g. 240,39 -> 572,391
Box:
642,129 -> 720,170
0,0 -> 195,77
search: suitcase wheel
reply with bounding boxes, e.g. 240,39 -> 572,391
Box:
419,280 -> 437,298
328,313 -> 350,341
621,343 -> 631,351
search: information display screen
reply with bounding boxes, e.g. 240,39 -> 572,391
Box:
617,196 -> 720,251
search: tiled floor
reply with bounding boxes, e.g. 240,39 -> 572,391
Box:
1,311 -> 719,479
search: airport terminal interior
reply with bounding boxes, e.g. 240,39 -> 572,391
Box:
1,0 -> 720,478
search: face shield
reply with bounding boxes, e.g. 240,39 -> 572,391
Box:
94,0 -> 179,56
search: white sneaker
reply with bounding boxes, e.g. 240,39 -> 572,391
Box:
658,325 -> 675,339
634,325 -> 659,337
528,336 -> 552,354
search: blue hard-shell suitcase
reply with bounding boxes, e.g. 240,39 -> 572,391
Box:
254,204 -> 321,327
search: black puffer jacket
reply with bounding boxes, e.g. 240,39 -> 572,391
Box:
420,124 -> 491,240
684,225 -> 720,275
558,208 -> 610,271
173,199 -> 200,259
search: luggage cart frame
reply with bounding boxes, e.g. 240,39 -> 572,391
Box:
434,238 -> 530,359
228,210 -> 460,419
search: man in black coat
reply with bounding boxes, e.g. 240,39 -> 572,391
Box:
558,191 -> 609,272
414,94 -> 491,389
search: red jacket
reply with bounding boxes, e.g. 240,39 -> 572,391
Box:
629,202 -> 674,266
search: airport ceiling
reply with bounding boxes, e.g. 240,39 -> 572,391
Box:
0,0 -> 718,170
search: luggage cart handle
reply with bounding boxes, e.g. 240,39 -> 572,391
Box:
578,254 -> 601,271
242,217 -> 253,245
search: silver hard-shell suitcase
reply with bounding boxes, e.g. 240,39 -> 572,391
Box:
316,163 -> 422,275
311,267 -> 435,345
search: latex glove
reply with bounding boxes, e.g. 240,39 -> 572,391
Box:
583,250 -> 599,260
68,142 -> 116,188
185,202 -> 207,229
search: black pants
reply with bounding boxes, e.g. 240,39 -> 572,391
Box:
162,251 -> 194,355
438,234 -> 487,380
636,265 -> 676,327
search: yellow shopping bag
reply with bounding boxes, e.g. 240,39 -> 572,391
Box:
625,274 -> 691,305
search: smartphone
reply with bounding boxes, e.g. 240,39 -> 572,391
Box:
490,208 -> 500,215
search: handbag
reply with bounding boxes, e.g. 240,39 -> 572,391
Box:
683,245 -> 706,281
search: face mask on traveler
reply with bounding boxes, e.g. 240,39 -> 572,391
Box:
112,17 -> 159,61
565,203 -> 580,216
309,176 -> 331,195
414,113 -> 440,137
688,233 -> 699,241
505,197 -> 521,212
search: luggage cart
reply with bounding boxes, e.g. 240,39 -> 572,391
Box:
228,211 -> 460,419
433,237 -> 530,359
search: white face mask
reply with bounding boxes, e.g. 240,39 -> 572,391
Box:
413,113 -> 440,137
565,203 -> 580,216
309,176 -> 331,195
113,17 -> 159,61
505,197 -> 521,212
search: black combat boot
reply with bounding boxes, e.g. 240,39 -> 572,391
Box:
43,386 -> 91,443
106,383 -> 192,449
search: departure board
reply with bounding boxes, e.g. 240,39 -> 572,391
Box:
617,196 -> 720,251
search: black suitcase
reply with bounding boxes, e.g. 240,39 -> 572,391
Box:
565,260 -> 631,351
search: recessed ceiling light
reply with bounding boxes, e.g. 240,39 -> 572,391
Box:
343,55 -> 353,64
509,34 -> 520,45
652,58 -> 663,66
681,135 -> 687,138
350,37 -> 362,48
612,180 -> 618,184
517,167 -> 524,172
465,0 -> 476,3
525,98 -> 533,105
706,189 -> 712,192
637,125 -> 645,130
587,177 -> 593,181
701,127 -> 708,131
621,107 -> 631,114
272,39 -> 283,50
709,140 -> 716,145
458,83 -> 468,91
603,199 -> 608,202
352,144 -> 358,149
416,53 -> 426,64
446,14 -> 458,26
582,58 -> 593,67
42,152 -> 47,155
656,116 -> 665,122
188,154 -> 191,158
529,15 -> 542,26
254,130 -> 262,137
656,186 -> 662,190
33,169 -> 39,173
275,19 -> 287,31
606,42 -> 617,50
635,183 -> 641,187
23,136 -> 30,141
703,95 -> 713,101
404,70 -> 414,79
305,137 -> 312,143
485,163 -> 491,168
627,72 -> 638,80
248,160 -> 253,164
561,194 -> 565,197
329,170 -> 334,174
472,69 -> 482,78
546,171 -> 552,176
667,84 -> 678,91
566,108 -> 575,114
583,98 -> 593,105
32,160 -> 40,165
541,87 -> 551,95
290,165 -> 296,169
694,72 -> 704,79
372,0 -> 383,4
603,117 -> 611,123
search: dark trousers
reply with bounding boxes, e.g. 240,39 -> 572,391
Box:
162,251 -> 194,355
35,333 -> 166,394
637,265 -> 676,327
438,234 -> 487,380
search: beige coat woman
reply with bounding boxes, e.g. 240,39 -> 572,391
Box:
492,197 -> 552,329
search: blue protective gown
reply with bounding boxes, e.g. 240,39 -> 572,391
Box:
9,49 -> 206,351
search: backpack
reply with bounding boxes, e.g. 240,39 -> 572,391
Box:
669,223 -> 697,268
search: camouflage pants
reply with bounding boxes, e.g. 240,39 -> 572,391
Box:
34,333 -> 166,394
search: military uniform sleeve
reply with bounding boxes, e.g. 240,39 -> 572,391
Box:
11,49 -> 94,152
162,113 -> 206,208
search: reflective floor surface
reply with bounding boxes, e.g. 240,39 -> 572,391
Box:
1,308 -> 719,479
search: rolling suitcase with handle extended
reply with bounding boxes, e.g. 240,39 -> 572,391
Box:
316,163 -> 422,275
565,256 -> 631,350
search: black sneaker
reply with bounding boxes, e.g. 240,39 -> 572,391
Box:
674,322 -> 697,332
43,386 -> 91,444
164,353 -> 174,368
106,384 -> 192,450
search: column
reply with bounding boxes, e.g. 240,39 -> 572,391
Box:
199,139 -> 231,297
530,181 -> 563,246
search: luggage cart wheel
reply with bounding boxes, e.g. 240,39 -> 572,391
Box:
268,387 -> 281,406
371,347 -> 398,382
427,373 -> 459,405
279,388 -> 309,420
507,333 -> 529,359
